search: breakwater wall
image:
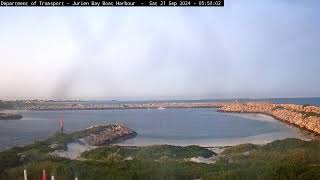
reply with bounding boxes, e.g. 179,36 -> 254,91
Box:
0,112 -> 22,120
219,103 -> 320,134
27,102 -> 228,110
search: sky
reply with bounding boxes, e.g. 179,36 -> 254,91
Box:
0,0 -> 320,100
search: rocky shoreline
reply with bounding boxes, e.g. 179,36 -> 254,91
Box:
84,124 -> 137,146
50,124 -> 137,159
218,103 -> 320,135
0,112 -> 22,120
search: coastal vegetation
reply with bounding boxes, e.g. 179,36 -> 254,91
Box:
0,101 -> 15,109
82,145 -> 216,161
0,100 -> 28,110
1,132 -> 319,180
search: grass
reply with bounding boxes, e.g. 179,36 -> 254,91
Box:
82,145 -> 216,161
0,129 -> 319,180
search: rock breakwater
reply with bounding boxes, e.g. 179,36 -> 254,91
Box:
51,124 -> 137,159
84,124 -> 137,146
0,112 -> 22,120
219,103 -> 320,134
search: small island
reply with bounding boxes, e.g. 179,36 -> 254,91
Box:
0,112 -> 22,120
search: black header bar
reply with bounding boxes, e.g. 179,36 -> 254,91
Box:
0,0 -> 224,7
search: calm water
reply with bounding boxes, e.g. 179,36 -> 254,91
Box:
0,108 -> 314,151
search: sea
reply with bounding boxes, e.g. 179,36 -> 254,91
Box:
1,97 -> 319,151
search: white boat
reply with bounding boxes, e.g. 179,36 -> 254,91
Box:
158,107 -> 166,110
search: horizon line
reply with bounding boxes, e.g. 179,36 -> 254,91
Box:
1,96 -> 320,102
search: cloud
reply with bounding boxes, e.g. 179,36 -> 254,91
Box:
0,1 -> 319,100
